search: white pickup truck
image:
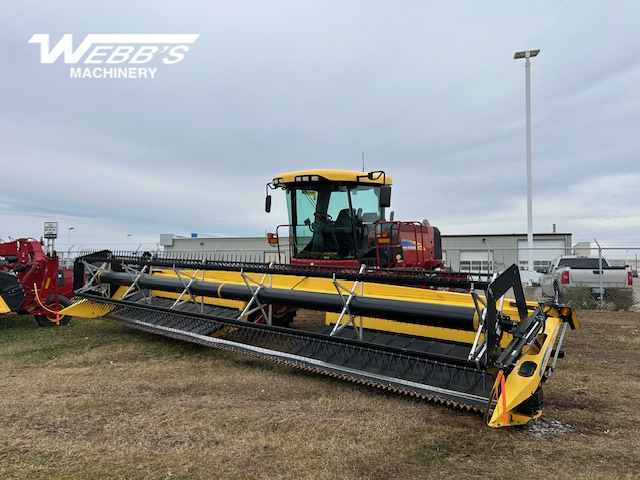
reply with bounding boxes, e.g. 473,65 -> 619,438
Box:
540,255 -> 633,298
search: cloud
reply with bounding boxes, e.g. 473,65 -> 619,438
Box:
1,1 -> 639,249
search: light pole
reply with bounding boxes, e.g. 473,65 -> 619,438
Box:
514,48 -> 540,286
127,234 -> 132,244
67,227 -> 75,268
482,238 -> 493,277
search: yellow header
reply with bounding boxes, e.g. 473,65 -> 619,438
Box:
272,169 -> 392,186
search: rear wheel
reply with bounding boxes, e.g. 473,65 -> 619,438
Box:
272,310 -> 296,328
34,295 -> 72,327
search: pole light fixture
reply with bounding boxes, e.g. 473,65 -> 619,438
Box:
513,49 -> 540,60
514,48 -> 540,286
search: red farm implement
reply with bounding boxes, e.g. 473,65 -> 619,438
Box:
0,238 -> 74,326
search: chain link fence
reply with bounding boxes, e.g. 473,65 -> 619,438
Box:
443,246 -> 639,312
61,241 -> 639,312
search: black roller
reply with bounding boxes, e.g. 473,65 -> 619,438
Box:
75,251 -> 490,291
98,270 -> 477,331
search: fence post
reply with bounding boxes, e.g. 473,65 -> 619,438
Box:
594,238 -> 604,310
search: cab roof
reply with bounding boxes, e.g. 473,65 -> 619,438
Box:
272,169 -> 392,186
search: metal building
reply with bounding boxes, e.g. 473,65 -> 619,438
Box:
159,232 -> 573,275
441,233 -> 573,274
160,234 -> 284,263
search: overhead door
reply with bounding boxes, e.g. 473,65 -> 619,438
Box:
460,250 -> 492,274
517,240 -> 566,272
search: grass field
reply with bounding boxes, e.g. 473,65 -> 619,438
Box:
1,309 -> 639,479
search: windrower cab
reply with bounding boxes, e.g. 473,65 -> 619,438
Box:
266,169 -> 444,270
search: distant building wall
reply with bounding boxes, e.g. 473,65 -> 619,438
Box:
162,235 -> 286,262
572,242 -> 592,256
441,233 -> 572,273
160,232 -> 572,270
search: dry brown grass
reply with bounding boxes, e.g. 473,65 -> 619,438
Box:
1,309 -> 639,479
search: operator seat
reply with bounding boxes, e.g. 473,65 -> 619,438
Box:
334,209 -> 353,231
333,209 -> 357,257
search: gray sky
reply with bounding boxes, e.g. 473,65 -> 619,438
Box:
1,1 -> 639,249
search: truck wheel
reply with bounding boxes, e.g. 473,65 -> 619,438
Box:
34,295 -> 72,327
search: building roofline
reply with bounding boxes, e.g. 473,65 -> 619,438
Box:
441,233 -> 572,238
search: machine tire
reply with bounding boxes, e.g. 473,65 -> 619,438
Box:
34,295 -> 72,327
248,308 -> 296,328
272,311 -> 296,328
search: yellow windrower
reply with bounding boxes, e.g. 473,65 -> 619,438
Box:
63,252 -> 579,428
